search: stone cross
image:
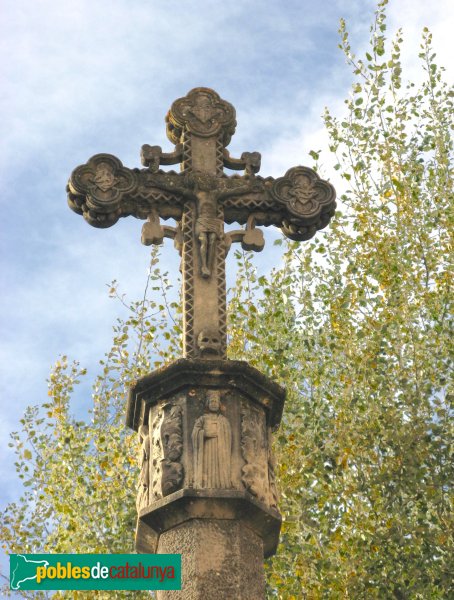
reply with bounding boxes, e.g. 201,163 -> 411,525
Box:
68,87 -> 336,359
67,88 -> 336,599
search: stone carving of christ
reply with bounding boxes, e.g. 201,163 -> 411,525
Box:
195,201 -> 223,278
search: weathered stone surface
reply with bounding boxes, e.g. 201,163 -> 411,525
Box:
156,519 -> 265,600
136,488 -> 281,558
126,358 -> 285,431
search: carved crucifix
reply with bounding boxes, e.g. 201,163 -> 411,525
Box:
67,87 -> 336,359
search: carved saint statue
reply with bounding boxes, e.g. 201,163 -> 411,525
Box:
192,390 -> 232,489
136,424 -> 150,511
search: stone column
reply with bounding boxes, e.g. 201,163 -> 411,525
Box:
157,520 -> 265,599
126,359 -> 285,599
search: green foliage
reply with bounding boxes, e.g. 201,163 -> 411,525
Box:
1,248 -> 182,599
1,2 -> 452,598
229,2 -> 453,598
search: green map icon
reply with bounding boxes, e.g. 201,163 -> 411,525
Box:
10,555 -> 49,590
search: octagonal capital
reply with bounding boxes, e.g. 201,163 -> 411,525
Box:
127,359 -> 286,557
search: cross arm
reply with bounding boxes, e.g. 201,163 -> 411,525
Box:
67,153 -> 189,228
223,150 -> 261,176
140,144 -> 183,172
220,166 -> 336,241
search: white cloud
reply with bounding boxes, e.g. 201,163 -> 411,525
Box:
387,0 -> 453,81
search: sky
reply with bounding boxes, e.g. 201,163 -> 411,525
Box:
0,0 -> 452,584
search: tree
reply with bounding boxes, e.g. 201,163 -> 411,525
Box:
1,248 -> 183,600
229,2 -> 452,596
2,2 -> 452,597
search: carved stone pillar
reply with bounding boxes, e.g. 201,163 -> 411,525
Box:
126,358 -> 285,599
67,87 -> 336,599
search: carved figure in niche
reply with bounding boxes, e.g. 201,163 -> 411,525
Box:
241,438 -> 268,503
188,92 -> 222,126
267,430 -> 279,508
195,201 -> 223,278
240,403 -> 269,503
287,174 -> 317,213
136,424 -> 150,511
160,404 -> 184,496
192,390 -> 231,489
92,162 -> 118,192
150,409 -> 164,501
